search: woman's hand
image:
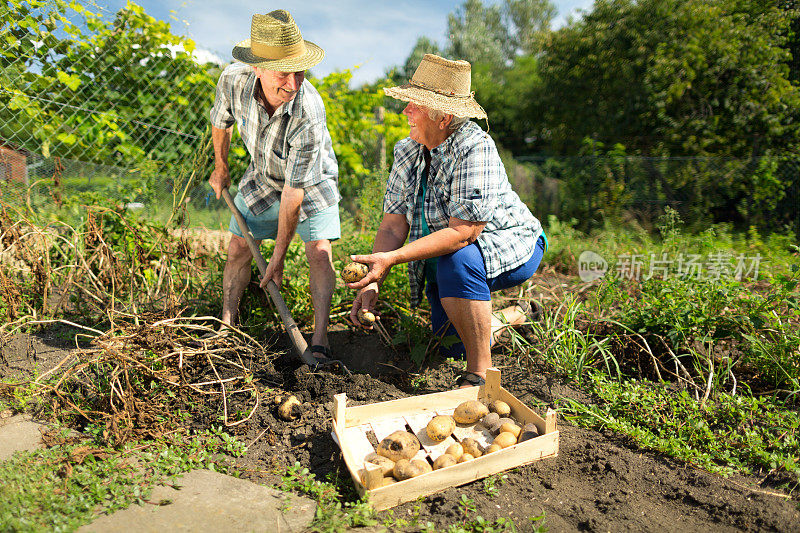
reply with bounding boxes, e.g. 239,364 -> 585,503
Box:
346,251 -> 396,290
349,282 -> 380,329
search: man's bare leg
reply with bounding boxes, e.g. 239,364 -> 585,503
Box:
221,235 -> 259,326
305,239 -> 336,350
440,297 -> 492,382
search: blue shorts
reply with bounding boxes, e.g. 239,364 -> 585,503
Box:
228,193 -> 341,242
425,234 -> 546,358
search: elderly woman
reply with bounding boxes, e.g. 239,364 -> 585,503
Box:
348,54 -> 546,387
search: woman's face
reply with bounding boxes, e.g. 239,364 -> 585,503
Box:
403,102 -> 449,150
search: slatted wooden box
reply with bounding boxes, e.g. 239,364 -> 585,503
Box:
331,368 -> 558,510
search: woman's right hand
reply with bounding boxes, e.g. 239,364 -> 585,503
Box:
350,282 -> 379,329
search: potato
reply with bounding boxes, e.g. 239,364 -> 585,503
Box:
489,399 -> 511,417
499,422 -> 521,438
454,400 -> 489,424
357,309 -> 376,327
479,412 -> 501,433
493,431 -> 518,449
445,443 -> 464,460
277,395 -> 302,421
433,454 -> 458,470
377,430 -> 421,462
364,452 -> 395,476
394,458 -> 432,480
457,453 -> 475,463
426,415 -> 455,442
341,262 -> 369,283
518,423 -> 540,443
485,444 -> 502,454
461,438 -> 483,458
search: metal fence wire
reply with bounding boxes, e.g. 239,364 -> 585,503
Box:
1,0 -> 218,170
1,0 -> 798,238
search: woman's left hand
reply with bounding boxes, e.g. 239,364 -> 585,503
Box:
347,252 -> 395,290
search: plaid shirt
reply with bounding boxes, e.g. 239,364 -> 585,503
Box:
209,63 -> 339,220
384,121 -> 542,306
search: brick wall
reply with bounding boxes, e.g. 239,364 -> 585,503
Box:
0,145 -> 28,184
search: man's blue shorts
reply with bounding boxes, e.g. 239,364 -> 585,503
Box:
425,234 -> 546,358
228,193 -> 341,242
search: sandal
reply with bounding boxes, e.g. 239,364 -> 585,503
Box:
516,299 -> 542,322
455,371 -> 486,388
310,345 -> 333,363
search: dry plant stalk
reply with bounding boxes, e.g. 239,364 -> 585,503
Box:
3,316 -> 274,447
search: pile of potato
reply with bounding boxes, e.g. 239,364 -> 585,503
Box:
362,398 -> 541,487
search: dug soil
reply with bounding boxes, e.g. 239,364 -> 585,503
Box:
2,320 -> 799,532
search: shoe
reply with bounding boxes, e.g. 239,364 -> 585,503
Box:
516,299 -> 542,322
310,345 -> 333,363
455,371 -> 486,388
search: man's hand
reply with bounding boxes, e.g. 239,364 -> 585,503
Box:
346,251 -> 396,290
260,257 -> 284,289
209,165 -> 231,200
349,282 -> 379,329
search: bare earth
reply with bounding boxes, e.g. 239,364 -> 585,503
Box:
2,324 -> 799,532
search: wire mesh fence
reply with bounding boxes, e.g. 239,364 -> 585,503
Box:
1,0 -> 218,171
2,0 -> 798,238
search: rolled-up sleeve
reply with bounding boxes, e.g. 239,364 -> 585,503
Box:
447,141 -> 498,222
209,72 -> 235,129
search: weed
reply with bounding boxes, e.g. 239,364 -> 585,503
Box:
483,473 -> 508,498
278,462 -> 379,532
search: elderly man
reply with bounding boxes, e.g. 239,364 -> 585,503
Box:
209,10 -> 339,363
348,54 -> 546,387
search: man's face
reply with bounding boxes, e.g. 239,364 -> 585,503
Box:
403,102 -> 447,149
254,67 -> 305,109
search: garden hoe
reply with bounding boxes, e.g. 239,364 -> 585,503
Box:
221,188 -> 351,376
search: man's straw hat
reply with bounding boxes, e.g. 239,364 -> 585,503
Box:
232,10 -> 324,71
384,54 -> 487,119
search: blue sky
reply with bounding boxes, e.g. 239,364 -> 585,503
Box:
90,0 -> 593,85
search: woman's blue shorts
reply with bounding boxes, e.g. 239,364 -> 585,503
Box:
425,234 -> 546,358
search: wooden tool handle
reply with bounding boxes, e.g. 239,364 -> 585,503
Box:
220,188 -> 315,366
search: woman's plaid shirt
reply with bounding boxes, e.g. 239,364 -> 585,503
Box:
383,121 -> 543,306
210,63 -> 339,220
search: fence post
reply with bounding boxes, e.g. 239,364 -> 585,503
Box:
375,106 -> 386,172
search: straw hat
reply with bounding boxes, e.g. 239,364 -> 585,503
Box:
384,54 -> 487,119
232,10 -> 324,71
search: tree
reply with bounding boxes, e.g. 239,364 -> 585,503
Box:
537,0 -> 800,157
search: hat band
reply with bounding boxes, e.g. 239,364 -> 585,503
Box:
251,40 -> 306,61
409,80 -> 474,99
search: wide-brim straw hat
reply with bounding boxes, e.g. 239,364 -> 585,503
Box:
384,54 -> 487,119
232,10 -> 324,71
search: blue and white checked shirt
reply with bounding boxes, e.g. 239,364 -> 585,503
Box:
209,63 -> 339,220
384,121 -> 542,306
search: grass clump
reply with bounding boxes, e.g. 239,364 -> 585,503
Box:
0,429 -> 247,532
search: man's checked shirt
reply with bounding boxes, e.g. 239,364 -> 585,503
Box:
383,121 -> 542,306
210,63 -> 339,220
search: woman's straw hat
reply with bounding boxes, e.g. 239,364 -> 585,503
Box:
384,54 -> 487,119
232,10 -> 324,71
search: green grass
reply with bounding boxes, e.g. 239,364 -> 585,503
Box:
0,428 -> 247,532
562,375 -> 800,487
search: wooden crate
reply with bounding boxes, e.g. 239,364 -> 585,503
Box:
330,368 -> 558,510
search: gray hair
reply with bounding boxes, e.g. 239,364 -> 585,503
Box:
426,107 -> 469,131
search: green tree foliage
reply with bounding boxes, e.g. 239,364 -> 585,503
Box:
0,0 -> 219,169
537,0 -> 800,157
311,69 -> 407,200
